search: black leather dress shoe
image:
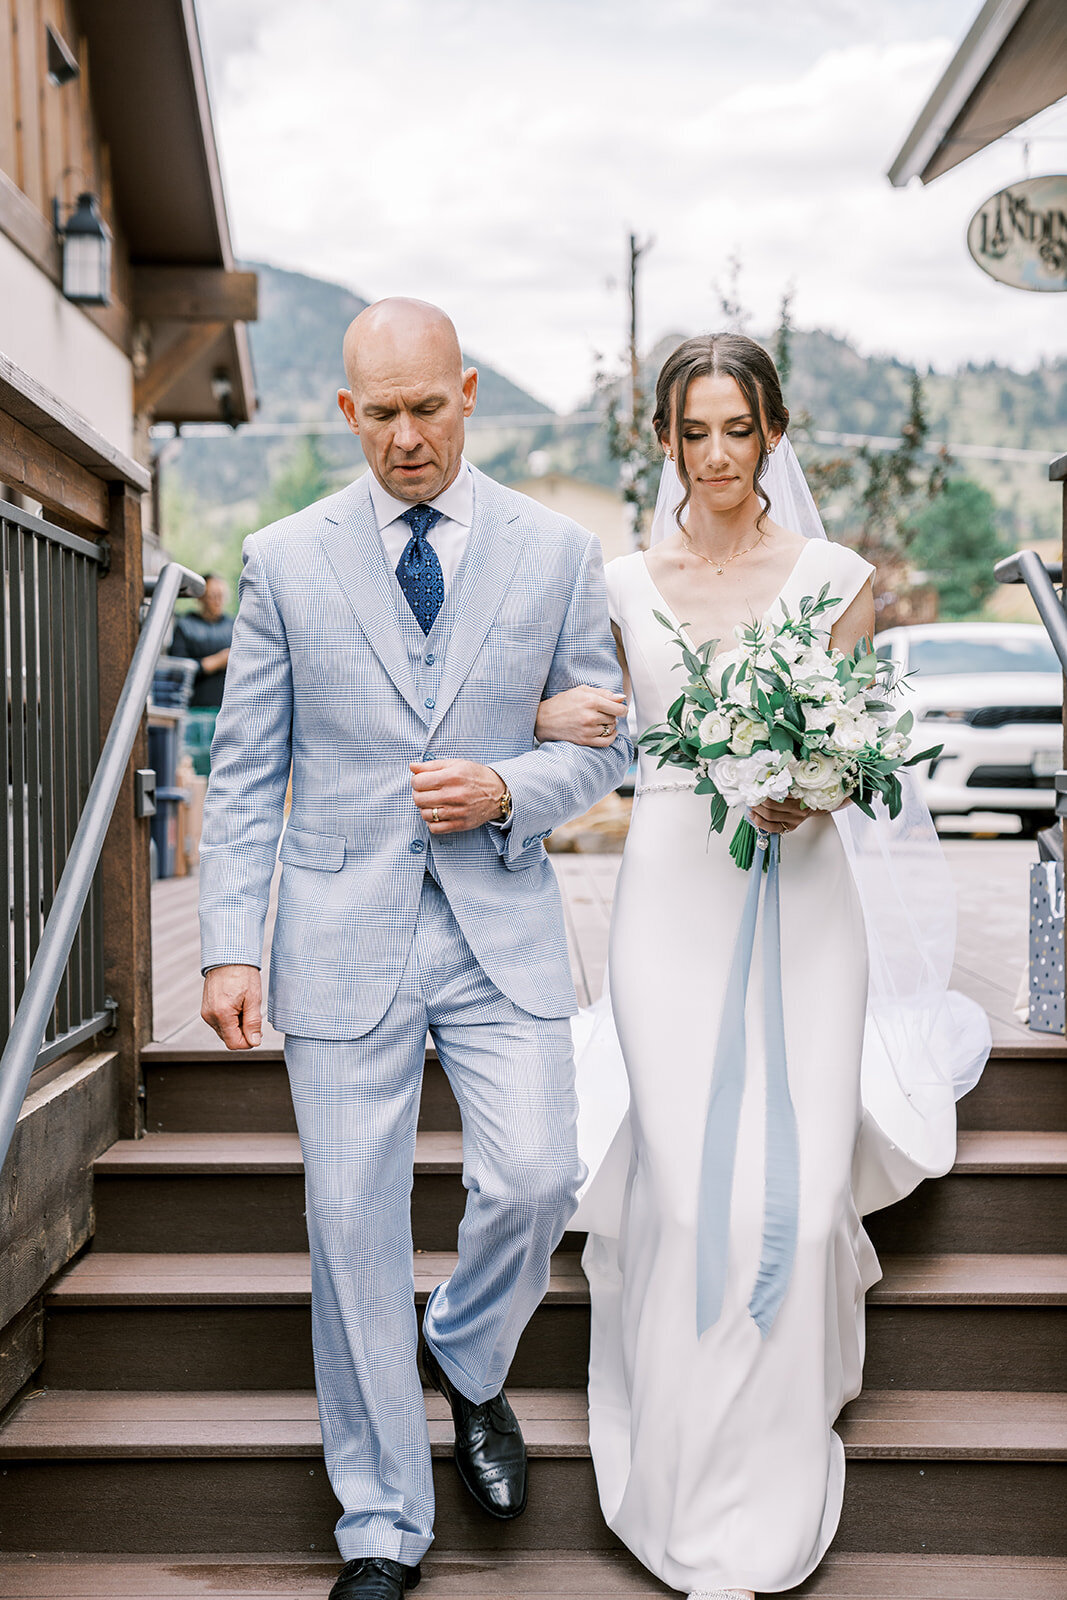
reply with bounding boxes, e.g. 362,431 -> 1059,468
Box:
421,1338 -> 528,1519
327,1558 -> 420,1600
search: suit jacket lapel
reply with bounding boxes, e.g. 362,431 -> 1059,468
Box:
427,469 -> 523,737
318,476 -> 423,719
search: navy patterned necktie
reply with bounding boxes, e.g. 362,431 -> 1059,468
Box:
396,504 -> 445,634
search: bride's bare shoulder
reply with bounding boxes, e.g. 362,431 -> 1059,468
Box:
642,537 -> 686,575
762,518 -> 807,557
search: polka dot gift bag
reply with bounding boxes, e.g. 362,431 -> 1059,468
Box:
1030,859 -> 1065,1033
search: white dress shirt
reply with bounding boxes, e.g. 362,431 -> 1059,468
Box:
369,459 -> 474,590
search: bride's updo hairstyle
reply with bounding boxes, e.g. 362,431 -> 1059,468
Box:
652,333 -> 790,533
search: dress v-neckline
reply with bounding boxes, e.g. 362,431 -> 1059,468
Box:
637,540 -> 816,652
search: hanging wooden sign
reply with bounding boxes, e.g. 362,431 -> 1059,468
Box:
967,176 -> 1067,292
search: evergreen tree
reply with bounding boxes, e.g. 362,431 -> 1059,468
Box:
907,477 -> 1007,618
850,371 -> 949,560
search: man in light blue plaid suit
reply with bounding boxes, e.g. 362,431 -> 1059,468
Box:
199,300 -> 630,1599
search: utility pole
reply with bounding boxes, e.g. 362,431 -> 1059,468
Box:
625,231 -> 652,549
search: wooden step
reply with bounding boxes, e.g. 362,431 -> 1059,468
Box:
40,1252 -> 589,1389
0,1391 -> 1064,1556
38,1251 -> 1067,1393
90,1131 -> 1067,1256
51,1249 -> 1067,1309
140,1046 -> 460,1135
99,1129 -> 1067,1178
4,1386 -> 1066,1464
956,1043 -> 1067,1134
0,1551 -> 1065,1600
91,1131 -> 463,1254
140,1041 -> 1067,1139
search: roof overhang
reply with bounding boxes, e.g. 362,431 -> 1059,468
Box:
888,0 -> 1067,187
74,0 -> 256,422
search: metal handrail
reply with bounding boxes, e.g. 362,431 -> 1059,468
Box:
994,550 -> 1067,676
0,560 -> 204,1173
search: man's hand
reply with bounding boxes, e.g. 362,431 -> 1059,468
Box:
201,963 -> 263,1050
201,647 -> 230,675
411,760 -> 507,834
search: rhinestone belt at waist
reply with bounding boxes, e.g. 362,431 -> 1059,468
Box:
635,777 -> 699,796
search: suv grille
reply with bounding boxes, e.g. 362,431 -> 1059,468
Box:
966,705 -> 1061,728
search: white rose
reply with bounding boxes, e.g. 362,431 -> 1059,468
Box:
804,704 -> 837,732
791,752 -> 842,792
832,714 -> 878,753
698,711 -> 733,747
805,781 -> 850,812
729,717 -> 763,756
707,754 -> 748,806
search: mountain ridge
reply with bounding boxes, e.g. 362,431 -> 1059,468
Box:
163,262 -> 1067,550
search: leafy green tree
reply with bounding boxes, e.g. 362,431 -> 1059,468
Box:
257,434 -> 335,526
906,477 -> 1007,618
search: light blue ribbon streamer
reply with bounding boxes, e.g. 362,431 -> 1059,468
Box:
696,832 -> 799,1341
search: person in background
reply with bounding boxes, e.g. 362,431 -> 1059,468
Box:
171,573 -> 234,708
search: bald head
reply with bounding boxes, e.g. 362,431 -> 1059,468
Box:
342,298 -> 463,389
337,298 -> 477,503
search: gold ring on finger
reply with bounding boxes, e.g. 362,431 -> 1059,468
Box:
600,723 -> 612,737
432,808 -> 440,823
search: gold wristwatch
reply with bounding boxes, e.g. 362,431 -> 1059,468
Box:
497,785 -> 513,824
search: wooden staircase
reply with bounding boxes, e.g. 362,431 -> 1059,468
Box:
0,1037 -> 1065,1599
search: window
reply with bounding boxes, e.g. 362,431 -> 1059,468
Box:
908,634 -> 1061,677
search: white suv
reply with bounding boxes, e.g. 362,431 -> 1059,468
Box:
874,622 -> 1063,828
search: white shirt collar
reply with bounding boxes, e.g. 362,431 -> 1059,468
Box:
368,459 -> 473,534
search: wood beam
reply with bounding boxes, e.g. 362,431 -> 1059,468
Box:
99,482 -> 152,1138
133,321 -> 225,417
0,352 -> 149,490
0,410 -> 109,529
0,166 -> 61,282
131,266 -> 258,323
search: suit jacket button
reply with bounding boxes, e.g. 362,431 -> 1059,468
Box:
410,840 -> 425,854
425,698 -> 436,709
522,837 -> 531,848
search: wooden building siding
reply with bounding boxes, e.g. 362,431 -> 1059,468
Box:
0,0 -> 131,355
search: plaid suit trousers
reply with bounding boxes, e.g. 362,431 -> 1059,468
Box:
285,874 -> 583,1564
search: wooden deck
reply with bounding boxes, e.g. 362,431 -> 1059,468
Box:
151,841 -> 1050,1056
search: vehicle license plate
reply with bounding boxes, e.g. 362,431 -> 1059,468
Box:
1032,749 -> 1061,777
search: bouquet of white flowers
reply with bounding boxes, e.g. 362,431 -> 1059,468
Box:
639,585 -> 941,870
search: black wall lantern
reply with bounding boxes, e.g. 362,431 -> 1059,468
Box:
54,192 -> 112,307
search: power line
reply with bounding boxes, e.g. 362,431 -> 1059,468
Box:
151,415 -> 1059,464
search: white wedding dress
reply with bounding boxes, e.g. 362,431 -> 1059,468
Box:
579,539 -> 890,1595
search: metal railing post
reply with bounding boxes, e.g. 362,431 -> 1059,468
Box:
0,561 -> 203,1173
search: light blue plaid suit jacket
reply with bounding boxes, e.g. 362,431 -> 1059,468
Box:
198,466 -> 631,1039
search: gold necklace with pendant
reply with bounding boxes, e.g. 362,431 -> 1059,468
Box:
684,528 -> 767,576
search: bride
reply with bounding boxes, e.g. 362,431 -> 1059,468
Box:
534,333 -> 991,1599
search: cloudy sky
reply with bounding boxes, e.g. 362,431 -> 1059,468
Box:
196,0 -> 1067,412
